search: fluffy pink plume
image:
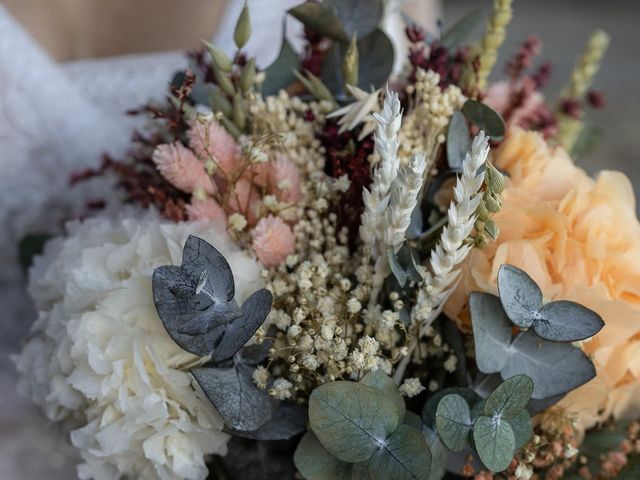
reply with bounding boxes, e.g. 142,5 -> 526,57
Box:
251,215 -> 295,267
269,154 -> 302,204
186,198 -> 227,222
151,142 -> 214,194
187,119 -> 240,175
228,179 -> 260,225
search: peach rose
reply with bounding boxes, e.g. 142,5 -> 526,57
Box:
446,127 -> 640,432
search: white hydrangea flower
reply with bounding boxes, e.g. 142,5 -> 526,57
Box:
13,209 -> 264,480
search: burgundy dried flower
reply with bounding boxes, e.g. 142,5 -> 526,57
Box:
560,98 -> 583,119
587,90 -> 606,109
405,24 -> 426,43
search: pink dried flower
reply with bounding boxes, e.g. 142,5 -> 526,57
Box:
228,179 -> 260,225
251,215 -> 295,267
187,120 -> 240,175
151,142 -> 214,194
269,154 -> 302,204
186,198 -> 227,222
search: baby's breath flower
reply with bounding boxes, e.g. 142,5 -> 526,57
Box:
347,298 -> 362,314
228,213 -> 247,231
252,366 -> 269,389
270,378 -> 293,400
399,378 -> 426,398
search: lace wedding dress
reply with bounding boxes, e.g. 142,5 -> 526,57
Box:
0,0 -> 432,477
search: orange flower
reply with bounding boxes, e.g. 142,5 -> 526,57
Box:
446,127 -> 640,432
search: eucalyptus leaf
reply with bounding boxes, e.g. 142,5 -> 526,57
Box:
404,411 -> 423,431
388,248 -> 408,287
508,410 -> 533,449
461,100 -> 505,140
581,424 -> 628,459
527,394 -> 565,415
210,288 -> 273,361
446,110 -> 471,170
351,462 -> 368,480
263,36 -> 300,96
618,455 -> 640,479
356,29 -> 394,90
397,244 -> 423,283
406,205 -> 423,239
360,370 -> 406,421
240,340 -> 272,365
309,381 -> 401,463
435,394 -> 472,453
535,300 -> 604,342
422,387 -> 481,429
228,402 -> 307,441
192,364 -> 275,431
288,3 -> 349,42
294,432 -> 352,480
497,264 -> 542,329
19,233 -> 51,270
473,415 -> 515,472
440,9 -> 483,50
469,293 -> 512,373
320,42 -> 344,96
501,331 -> 596,399
327,0 -> 383,40
367,424 -> 432,480
483,374 -> 533,419
423,425 -> 448,480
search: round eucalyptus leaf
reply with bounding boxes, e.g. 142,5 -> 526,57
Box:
422,387 -> 481,429
351,462 -> 368,480
404,411 -> 423,431
192,364 -> 275,431
327,0 -> 383,40
366,424 -> 431,480
501,331 -> 596,399
435,394 -> 472,453
483,374 -> 533,419
294,432 -> 352,480
360,370 -> 406,421
497,264 -> 543,328
356,29 -> 394,90
469,293 -> 512,373
461,100 -> 506,139
473,415 -> 515,472
228,402 -> 307,441
441,9 -> 484,50
508,410 -> 533,449
263,37 -> 299,96
309,381 -> 401,463
535,300 -> 604,342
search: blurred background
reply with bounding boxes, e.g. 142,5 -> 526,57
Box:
1,1 -> 638,478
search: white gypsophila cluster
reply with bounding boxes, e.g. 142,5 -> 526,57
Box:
384,153 -> 428,253
412,132 -> 490,329
13,209 -> 264,480
359,87 -> 402,252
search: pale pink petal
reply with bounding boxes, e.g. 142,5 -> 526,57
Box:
151,142 -> 214,194
268,154 -> 302,204
187,120 -> 240,175
228,179 -> 260,226
251,215 -> 295,267
186,199 -> 227,222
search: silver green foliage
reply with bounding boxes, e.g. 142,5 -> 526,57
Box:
435,394 -> 472,453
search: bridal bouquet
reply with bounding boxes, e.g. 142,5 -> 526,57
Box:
15,1 -> 640,479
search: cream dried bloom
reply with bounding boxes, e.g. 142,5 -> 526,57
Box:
13,209 -> 264,480
399,378 -> 426,398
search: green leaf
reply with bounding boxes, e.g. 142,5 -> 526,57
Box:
571,124 -> 604,160
423,425 -> 448,480
580,423 -> 628,458
422,387 -> 481,428
435,394 -> 472,453
367,424 -> 431,480
508,410 -> 533,449
19,233 -> 51,270
483,375 -> 533,419
535,301 -> 604,342
441,9 -> 484,50
327,0 -> 384,40
501,331 -> 596,399
288,3 -> 349,42
228,402 -> 306,441
473,415 -> 516,472
309,381 -> 401,463
446,110 -> 471,170
360,370 -> 406,421
397,244 -> 423,283
351,462 -> 368,479
356,29 -> 394,90
404,411 -> 423,431
294,432 -> 352,480
461,100 -> 506,140
469,293 -> 512,374
388,248 -> 408,287
192,364 -> 275,431
263,37 -> 300,96
497,264 -> 542,329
